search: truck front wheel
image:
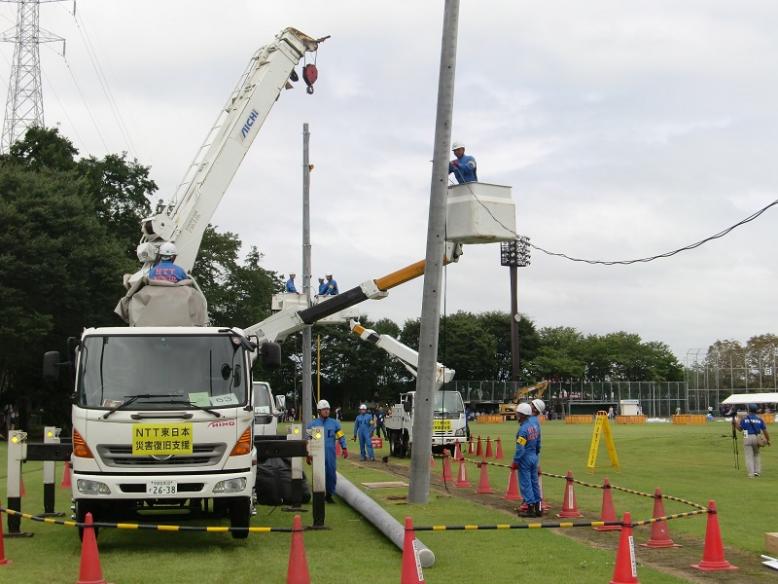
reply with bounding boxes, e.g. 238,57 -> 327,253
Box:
229,497 -> 251,539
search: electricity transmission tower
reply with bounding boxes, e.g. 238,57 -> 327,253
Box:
1,0 -> 67,152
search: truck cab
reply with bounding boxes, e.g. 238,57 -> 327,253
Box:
385,390 -> 467,457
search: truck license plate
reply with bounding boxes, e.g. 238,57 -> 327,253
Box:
433,420 -> 452,431
147,480 -> 177,495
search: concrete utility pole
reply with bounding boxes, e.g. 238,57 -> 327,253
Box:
301,123 -> 313,427
408,0 -> 460,504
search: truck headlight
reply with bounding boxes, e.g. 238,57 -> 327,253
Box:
214,478 -> 247,493
76,479 -> 111,495
455,428 -> 465,437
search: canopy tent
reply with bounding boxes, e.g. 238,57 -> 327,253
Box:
721,392 -> 778,405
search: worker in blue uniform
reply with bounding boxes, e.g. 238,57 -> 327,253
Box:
325,273 -> 339,295
512,402 -> 541,517
528,398 -> 545,512
148,242 -> 188,282
738,403 -> 771,478
353,404 -> 376,461
317,277 -> 328,296
448,141 -> 478,184
307,399 -> 348,502
285,273 -> 299,293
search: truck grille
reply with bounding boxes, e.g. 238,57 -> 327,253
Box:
97,444 -> 226,467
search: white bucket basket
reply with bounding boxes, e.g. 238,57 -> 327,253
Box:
271,293 -> 360,324
446,182 -> 516,244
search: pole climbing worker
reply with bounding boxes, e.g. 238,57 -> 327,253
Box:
738,403 -> 771,478
317,277 -> 328,296
325,273 -> 339,295
306,399 -> 348,502
353,404 -> 376,461
148,242 -> 189,282
448,140 -> 478,184
285,273 -> 299,293
512,402 -> 541,517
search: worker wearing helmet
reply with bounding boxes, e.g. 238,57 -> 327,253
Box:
317,277 -> 328,296
325,273 -> 339,295
448,141 -> 478,184
353,404 -> 376,461
512,402 -> 541,517
285,273 -> 300,294
738,403 -> 771,478
306,399 -> 348,502
148,242 -> 188,283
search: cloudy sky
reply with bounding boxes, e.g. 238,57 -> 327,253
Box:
3,1 -> 777,361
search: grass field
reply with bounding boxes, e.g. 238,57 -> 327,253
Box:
0,419 -> 774,583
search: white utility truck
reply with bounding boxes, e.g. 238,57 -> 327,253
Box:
349,321 -> 467,457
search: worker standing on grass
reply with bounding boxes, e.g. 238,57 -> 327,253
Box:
353,404 -> 376,461
738,403 -> 771,478
529,398 -> 545,510
148,242 -> 188,282
448,141 -> 478,184
512,403 -> 541,517
307,400 -> 348,503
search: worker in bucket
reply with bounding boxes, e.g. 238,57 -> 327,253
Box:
353,404 -> 376,461
738,403 -> 771,478
285,273 -> 300,293
307,399 -> 348,503
148,242 -> 188,282
448,140 -> 478,184
317,277 -> 328,296
325,273 -> 339,295
512,402 -> 541,517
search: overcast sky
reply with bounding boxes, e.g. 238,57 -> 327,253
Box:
3,1 -> 777,362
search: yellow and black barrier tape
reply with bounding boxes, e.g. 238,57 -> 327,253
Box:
413,519 -> 621,531
0,507 -> 293,533
630,509 -> 708,527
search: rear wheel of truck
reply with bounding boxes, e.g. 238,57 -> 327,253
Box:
229,497 -> 251,539
75,500 -> 99,541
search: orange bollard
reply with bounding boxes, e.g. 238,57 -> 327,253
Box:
484,437 -> 494,459
476,460 -> 494,494
596,478 -> 621,532
401,517 -> 425,584
467,437 -> 474,455
453,442 -> 463,461
441,452 -> 453,483
494,438 -> 504,460
0,508 -> 10,566
60,461 -> 72,489
641,488 -> 679,547
556,470 -> 583,518
691,500 -> 737,572
287,514 -> 311,584
503,467 -> 520,501
476,435 -> 483,457
454,459 -> 470,488
76,513 -> 107,584
609,512 -> 639,584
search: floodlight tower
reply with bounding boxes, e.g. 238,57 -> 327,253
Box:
500,236 -> 531,383
0,0 -> 67,152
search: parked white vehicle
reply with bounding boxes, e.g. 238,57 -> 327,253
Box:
253,381 -> 283,436
385,390 -> 467,457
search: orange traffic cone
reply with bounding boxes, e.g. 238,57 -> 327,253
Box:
494,438 -> 504,460
287,514 -> 311,584
503,467 -> 520,501
467,437 -> 474,454
641,488 -> 679,547
609,512 -> 639,584
453,442 -> 464,461
476,436 -> 483,457
0,508 -> 10,566
454,459 -> 470,488
476,460 -> 494,494
61,461 -> 72,489
485,437 -> 494,459
596,478 -> 620,532
401,517 -> 425,584
538,466 -> 550,512
441,452 -> 453,483
556,470 -> 583,518
691,500 -> 737,572
77,512 -> 107,584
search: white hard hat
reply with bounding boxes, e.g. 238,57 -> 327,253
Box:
451,141 -> 465,151
516,403 -> 532,416
317,399 -> 330,410
359,404 -> 367,410
159,242 -> 177,257
531,399 -> 546,414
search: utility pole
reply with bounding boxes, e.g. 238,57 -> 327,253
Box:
500,237 -> 531,386
301,123 -> 313,427
408,0 -> 460,504
1,0 -> 68,152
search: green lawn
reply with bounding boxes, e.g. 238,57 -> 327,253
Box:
0,419 -> 772,583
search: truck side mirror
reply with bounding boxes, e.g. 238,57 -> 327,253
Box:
403,401 -> 411,413
260,342 -> 282,369
42,351 -> 61,382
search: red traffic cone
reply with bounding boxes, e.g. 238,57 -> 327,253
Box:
401,517 -> 425,584
467,437 -> 474,454
476,460 -> 494,494
441,452 -> 453,483
287,514 -> 311,584
77,512 -> 107,584
485,437 -> 494,459
476,436 -> 483,457
20,476 -> 25,498
556,470 -> 583,518
538,466 -> 550,512
596,478 -> 621,532
691,500 -> 737,571
335,441 -> 342,457
0,507 -> 10,566
609,512 -> 639,584
61,461 -> 72,489
453,441 -> 464,461
503,467 -> 520,501
454,459 -> 470,488
495,438 -> 504,460
641,488 -> 679,547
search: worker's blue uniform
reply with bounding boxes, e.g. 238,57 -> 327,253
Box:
354,412 -> 375,461
285,278 -> 298,293
306,417 -> 347,496
513,417 -> 540,505
318,281 -> 328,295
528,415 -> 542,502
449,154 -> 478,184
326,279 -> 339,295
148,260 -> 188,283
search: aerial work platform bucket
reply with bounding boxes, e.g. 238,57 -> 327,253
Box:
446,182 -> 516,244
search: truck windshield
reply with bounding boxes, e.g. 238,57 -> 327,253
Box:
78,335 -> 248,409
434,391 -> 464,415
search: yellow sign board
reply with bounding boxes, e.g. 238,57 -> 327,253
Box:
132,423 -> 193,456
586,412 -> 619,470
433,420 -> 452,431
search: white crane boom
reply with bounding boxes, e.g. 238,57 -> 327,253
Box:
132,28 -> 324,281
